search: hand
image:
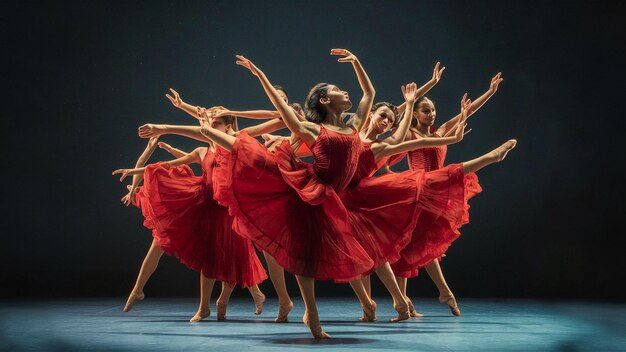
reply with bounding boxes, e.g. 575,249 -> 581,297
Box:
431,62 -> 446,83
261,133 -> 287,151
454,94 -> 472,142
157,141 -> 172,150
121,185 -> 140,206
138,124 -> 164,138
330,48 -> 357,63
112,168 -> 132,182
165,88 -> 183,108
235,55 -> 262,77
489,72 -> 503,92
401,82 -> 418,104
209,106 -> 233,118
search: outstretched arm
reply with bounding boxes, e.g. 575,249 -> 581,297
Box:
113,147 -> 204,182
439,72 -> 503,137
235,55 -> 318,146
120,137 -> 160,206
239,119 -> 287,137
396,62 -> 446,114
157,141 -> 189,158
138,123 -> 212,143
330,49 -> 375,132
384,82 -> 418,145
372,94 -> 471,161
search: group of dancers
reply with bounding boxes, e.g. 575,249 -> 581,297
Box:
113,49 -> 516,339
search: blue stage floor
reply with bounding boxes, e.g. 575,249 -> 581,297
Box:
1,298 -> 624,351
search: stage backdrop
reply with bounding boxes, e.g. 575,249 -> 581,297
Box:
2,0 -> 624,300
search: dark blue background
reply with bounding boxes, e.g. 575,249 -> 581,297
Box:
2,0 -> 623,300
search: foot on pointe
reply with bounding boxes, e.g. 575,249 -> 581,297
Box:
305,313 -> 331,339
216,300 -> 228,321
123,291 -> 145,312
253,292 -> 266,315
275,301 -> 293,323
358,300 -> 377,322
439,294 -> 461,316
189,307 -> 211,323
491,139 -> 517,162
391,300 -> 411,322
406,298 -> 424,318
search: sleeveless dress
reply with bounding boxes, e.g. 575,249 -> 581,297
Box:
133,146 -> 267,287
213,126 -> 374,282
389,130 -> 482,278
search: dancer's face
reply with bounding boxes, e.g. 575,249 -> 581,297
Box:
211,117 -> 232,133
324,85 -> 352,111
369,106 -> 396,134
413,99 -> 436,127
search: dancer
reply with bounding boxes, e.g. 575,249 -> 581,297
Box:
114,115 -> 268,322
139,89 -> 300,322
193,50 -> 380,338
389,73 -> 504,317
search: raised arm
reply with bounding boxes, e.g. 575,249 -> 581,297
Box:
330,49 -> 375,132
235,55 -> 318,146
165,88 -> 206,119
397,62 -> 446,114
384,82 -> 418,145
439,72 -> 503,137
372,94 -> 471,161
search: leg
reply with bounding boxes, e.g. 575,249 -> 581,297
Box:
396,276 -> 422,317
247,284 -> 266,315
462,140 -> 517,174
295,275 -> 330,339
190,274 -> 216,322
362,275 -> 371,297
349,279 -> 377,322
374,262 -> 410,322
124,239 -> 164,312
263,251 -> 293,322
216,281 -> 235,320
425,259 -> 460,316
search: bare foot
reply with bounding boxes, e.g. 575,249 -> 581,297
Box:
406,298 -> 424,318
275,301 -> 293,323
358,300 -> 377,322
189,307 -> 210,323
123,291 -> 145,312
439,294 -> 461,316
216,300 -> 228,321
490,139 -> 517,162
391,300 -> 410,322
304,312 -> 330,339
252,292 -> 265,315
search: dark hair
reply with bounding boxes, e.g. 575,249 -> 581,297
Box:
304,83 -> 330,123
219,115 -> 239,131
273,85 -> 289,101
289,102 -> 303,115
411,96 -> 435,128
371,101 -> 399,128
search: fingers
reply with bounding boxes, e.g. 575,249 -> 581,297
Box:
169,88 -> 179,98
165,94 -> 175,103
330,48 -> 348,56
434,61 -> 440,71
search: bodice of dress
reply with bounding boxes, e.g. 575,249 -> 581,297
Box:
407,130 -> 447,172
311,125 -> 362,191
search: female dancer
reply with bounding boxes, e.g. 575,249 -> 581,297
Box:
114,115 -> 268,322
137,88 -> 302,323
389,72 -> 505,316
194,50 -> 381,338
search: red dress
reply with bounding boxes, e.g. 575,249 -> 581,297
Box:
389,130 -> 482,278
213,127 -> 374,282
133,147 -> 268,288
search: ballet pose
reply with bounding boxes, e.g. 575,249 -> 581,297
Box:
138,88 -> 299,322
194,50 -> 384,338
114,115 -> 268,322
388,72 -> 505,316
